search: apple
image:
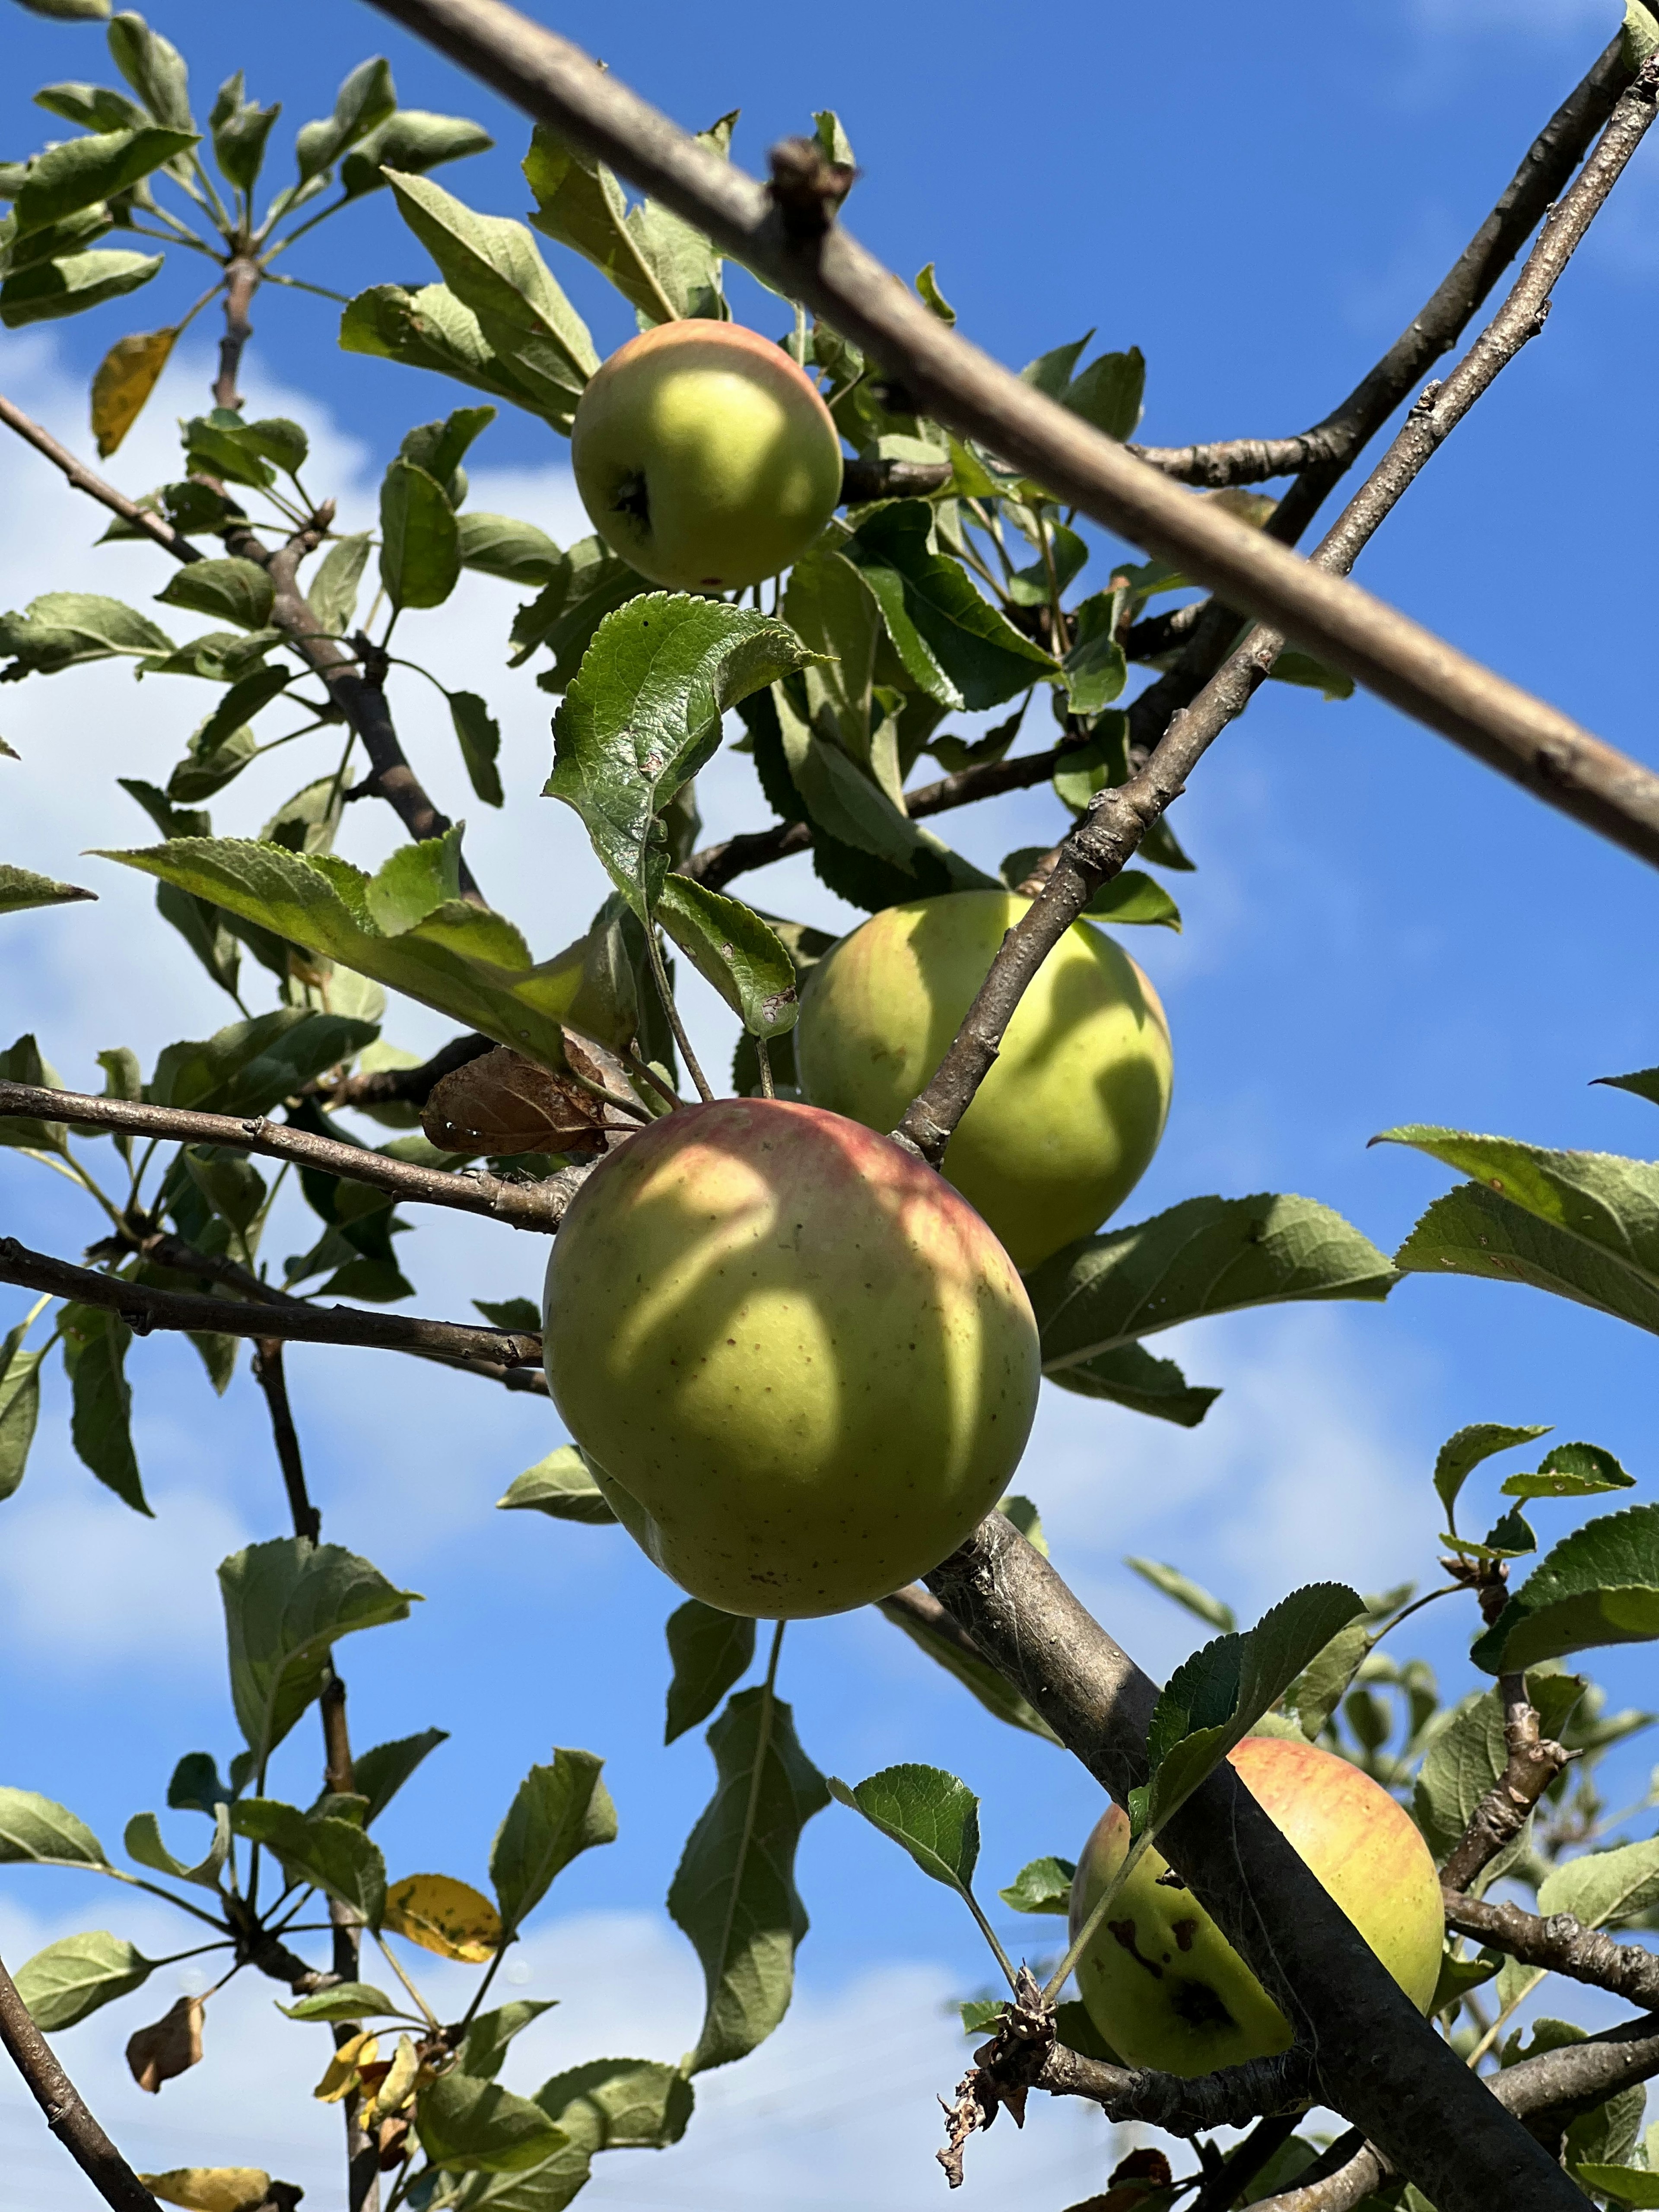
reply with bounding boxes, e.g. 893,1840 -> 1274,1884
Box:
1068,1735 -> 1444,2077
569,321 -> 844,592
795,890 -> 1173,1271
541,1097 -> 1041,1617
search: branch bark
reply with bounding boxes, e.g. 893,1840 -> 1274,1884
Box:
1441,1674 -> 1573,1894
921,1513 -> 1586,2212
365,0 -> 1659,873
1444,1890 -> 1659,2012
0,1082 -> 581,1231
0,392 -> 203,563
1038,2041 -> 1315,2132
0,1951 -> 162,2212
213,255 -> 260,414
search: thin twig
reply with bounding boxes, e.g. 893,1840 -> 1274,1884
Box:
0,1952 -> 162,2212
0,392 -> 203,563
254,1340 -> 321,1543
0,1083 -> 584,1232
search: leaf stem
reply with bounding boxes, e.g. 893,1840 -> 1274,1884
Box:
642,916 -> 714,1103
373,1932 -> 441,2031
1041,1829 -> 1155,2005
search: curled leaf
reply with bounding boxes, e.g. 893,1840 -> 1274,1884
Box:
90,326 -> 176,457
127,1995 -> 205,2093
138,2172 -> 273,2212
421,1042 -> 607,1157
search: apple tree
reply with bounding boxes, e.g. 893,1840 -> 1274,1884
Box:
4,3 -> 1659,2210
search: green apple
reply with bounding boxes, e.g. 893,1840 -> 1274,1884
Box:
1069,1735 -> 1444,2077
541,1097 -> 1041,1617
569,320 -> 844,592
795,890 -> 1173,1271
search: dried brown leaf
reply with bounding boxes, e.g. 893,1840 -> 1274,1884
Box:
421,1044 -> 606,1157
91,327 -> 178,459
127,1995 -> 205,2093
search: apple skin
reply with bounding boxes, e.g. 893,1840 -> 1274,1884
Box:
569,321 -> 844,592
541,1098 -> 1041,1617
794,890 -> 1173,1271
1068,1735 -> 1444,2078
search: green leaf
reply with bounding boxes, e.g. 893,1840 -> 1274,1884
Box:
1594,1065 -> 1659,1109
417,2071 -> 567,2176
13,126 -> 196,233
656,875 -> 798,1038
1502,1442 -> 1636,1502
535,2056 -> 693,2152
1061,601 -> 1128,717
307,533 -> 372,637
547,594 -> 821,910
123,1805 -> 229,1890
1538,1836 -> 1659,1930
178,415 -> 272,491
498,1447 -> 617,1526
1269,649 -> 1354,701
107,10 -> 192,130
1625,0 -> 1659,67
665,1603 -> 755,1746
1124,1557 -> 1236,1633
0,590 -> 172,677
449,690 -> 503,807
340,281 -> 554,418
295,57 -> 397,181
0,246 -> 161,326
344,113 -> 494,200
829,1764 -> 981,1896
1043,1338 -> 1221,1427
278,1980 -> 405,2024
998,1855 -> 1074,1915
1413,1672 -> 1585,1881
1573,2167 -> 1659,2209
1432,1422 -> 1552,1530
999,1493 -> 1047,1557
667,1686 -> 829,2072
1472,1505 -> 1659,1674
1029,1194 -> 1397,1375
0,1032 -> 68,1153
458,512 -> 563,586
352,1729 -> 448,1824
148,1007 -> 378,1117
92,837 -> 592,1074
380,459 -> 460,611
19,3 -> 114,21
155,558 -> 274,632
0,1787 -> 109,1867
489,1749 -> 617,1939
511,535 -> 649,690
0,864 -> 95,915
219,1537 -> 418,1772
230,1799 -> 386,1926
1430,1945 -> 1503,2016
1062,347 -> 1145,442
474,1297 -> 541,1332
878,1589 -> 1061,1743
841,502 -> 1058,710
1143,1585 -> 1365,1833
1382,1125 -> 1659,1337
385,170 -> 593,424
1286,1615 -> 1373,1740
523,126 -> 677,327
13,1932 -> 150,2030
0,1324 -> 42,1501
209,74 -> 280,195
60,1303 -> 147,1514
166,1755 -> 230,1817
453,1999 -> 558,2081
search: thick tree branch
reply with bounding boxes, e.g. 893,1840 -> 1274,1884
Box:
921,1513 -> 1585,2212
839,456 -> 953,502
213,255 -> 260,414
0,1082 -> 579,1231
0,393 -> 203,563
1127,31 -> 1630,500
0,1237 -> 545,1374
1440,1675 -> 1574,1892
1445,1890 -> 1659,2012
366,0 -> 1659,875
0,1951 -> 162,2212
1039,2041 -> 1313,2131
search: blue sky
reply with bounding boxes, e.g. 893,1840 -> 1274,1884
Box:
2,0 -> 1658,2203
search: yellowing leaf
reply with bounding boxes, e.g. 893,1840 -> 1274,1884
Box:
314,2029 -> 378,2103
364,2032 -> 422,2123
138,2172 -> 271,2212
90,327 -> 177,458
384,1872 -> 501,1962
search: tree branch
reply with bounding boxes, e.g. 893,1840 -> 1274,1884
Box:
214,255 -> 260,414
0,1237 -> 546,1373
365,0 -> 1659,874
1444,1890 -> 1659,2012
0,1951 -> 162,2212
839,456 -> 953,502
1126,30 -> 1630,501
921,1513 -> 1586,2212
0,392 -> 203,564
310,1030 -> 496,1111
0,1082 -> 581,1232
1441,1674 -> 1574,1893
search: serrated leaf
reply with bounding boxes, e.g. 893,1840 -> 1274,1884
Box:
278,1981 -> 404,2024
877,1590 -> 1061,1743
124,1805 -> 229,1890
489,1749 -> 616,1938
0,1786 -> 108,1867
446,689 -> 503,807
998,1855 -> 1074,1914
1430,1945 -> 1503,2016
147,1007 -> 378,1117
1044,1338 -> 1221,1427
1595,1065 -> 1659,1108
1062,346 -> 1145,442
13,126 -> 197,234
353,1729 -> 448,1825
90,325 -> 175,457
656,874 -> 798,1038
667,1687 -> 828,2072
1432,1422 -> 1552,1529
1287,1615 -> 1372,1739
1538,1836 -> 1659,1931
418,2071 -> 567,2176
14,1931 -> 151,2029
380,458 -> 460,611
1124,1558 -> 1236,1633
498,1447 -> 617,1526
60,1303 -> 147,1513
339,281 -> 553,417
1029,1193 -> 1397,1374
1503,1441 -> 1636,1501
840,501 -> 1057,710
156,557 -> 274,632
535,2056 -> 693,2152
447,2000 -> 556,2083
1143,1584 -> 1365,1833
209,75 -> 280,195
828,1764 -> 980,1894
546,594 -> 821,910
0,590 -> 172,677
665,1603 -> 755,1746
1472,1505 -> 1659,1674
219,1537 -> 418,1773
1573,2167 -> 1659,2209
384,1871 -> 498,1959
233,1799 -> 387,1926
0,864 -> 95,915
